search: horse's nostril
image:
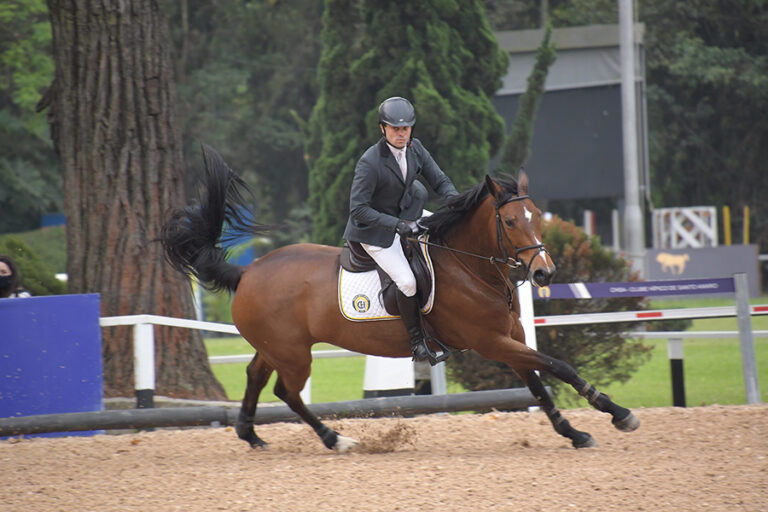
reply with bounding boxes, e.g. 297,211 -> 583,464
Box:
533,269 -> 551,287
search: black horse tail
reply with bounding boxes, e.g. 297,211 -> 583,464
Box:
160,144 -> 272,294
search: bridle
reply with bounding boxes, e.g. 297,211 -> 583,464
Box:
411,193 -> 551,309
493,194 -> 549,275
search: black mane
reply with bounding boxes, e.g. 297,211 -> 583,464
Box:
420,174 -> 519,238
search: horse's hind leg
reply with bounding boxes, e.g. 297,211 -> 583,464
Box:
522,370 -> 597,448
539,354 -> 640,432
235,352 -> 274,448
273,374 -> 359,453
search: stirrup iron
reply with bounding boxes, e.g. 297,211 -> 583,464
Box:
423,335 -> 452,365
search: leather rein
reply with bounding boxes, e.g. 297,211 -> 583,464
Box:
411,194 -> 550,310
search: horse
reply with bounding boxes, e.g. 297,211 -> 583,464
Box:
160,145 -> 639,452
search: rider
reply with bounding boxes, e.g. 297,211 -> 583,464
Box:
343,96 -> 458,362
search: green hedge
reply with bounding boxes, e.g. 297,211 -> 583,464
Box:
0,234 -> 66,296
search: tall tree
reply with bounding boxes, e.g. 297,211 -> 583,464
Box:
308,0 -> 509,245
43,0 -> 225,399
496,25 -> 556,174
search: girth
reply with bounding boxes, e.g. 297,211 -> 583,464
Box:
339,238 -> 432,315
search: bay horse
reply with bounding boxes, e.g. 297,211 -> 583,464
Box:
160,145 -> 639,452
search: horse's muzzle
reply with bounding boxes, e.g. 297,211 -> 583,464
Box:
532,267 -> 554,287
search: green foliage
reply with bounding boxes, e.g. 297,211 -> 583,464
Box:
0,225 -> 66,273
0,154 -> 62,233
306,0 -> 368,246
640,0 -> 768,251
308,0 -> 509,245
164,0 -> 323,226
201,288 -> 234,325
0,235 -> 65,295
496,24 -> 556,174
0,0 -> 60,234
447,216 -> 654,404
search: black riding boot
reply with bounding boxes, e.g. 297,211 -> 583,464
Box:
395,290 -> 430,362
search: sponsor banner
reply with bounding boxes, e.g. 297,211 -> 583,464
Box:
532,278 -> 735,300
645,245 -> 760,297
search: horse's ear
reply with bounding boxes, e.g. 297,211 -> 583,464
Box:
485,175 -> 504,200
517,169 -> 529,195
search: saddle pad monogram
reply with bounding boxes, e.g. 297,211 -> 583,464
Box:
338,235 -> 435,321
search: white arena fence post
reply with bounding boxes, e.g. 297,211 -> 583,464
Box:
429,362 -> 447,396
133,323 -> 155,409
667,337 -> 685,407
734,272 -> 761,404
518,280 -> 539,411
363,356 -> 414,398
300,378 -> 311,404
517,280 -> 537,351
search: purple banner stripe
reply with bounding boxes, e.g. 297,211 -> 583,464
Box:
532,278 -> 735,300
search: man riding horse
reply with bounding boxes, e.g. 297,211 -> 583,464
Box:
343,97 -> 458,362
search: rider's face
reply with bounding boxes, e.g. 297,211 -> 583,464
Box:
381,124 -> 412,149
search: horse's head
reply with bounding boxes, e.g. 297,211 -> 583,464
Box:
484,173 -> 556,287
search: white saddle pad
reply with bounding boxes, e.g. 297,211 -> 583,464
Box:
338,235 -> 436,321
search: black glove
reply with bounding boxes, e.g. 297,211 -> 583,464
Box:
395,219 -> 413,238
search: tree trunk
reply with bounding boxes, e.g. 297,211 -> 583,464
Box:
45,0 -> 226,400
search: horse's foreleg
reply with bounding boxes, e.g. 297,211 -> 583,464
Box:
273,374 -> 359,453
236,352 -> 273,448
522,370 -> 597,448
540,354 -> 640,432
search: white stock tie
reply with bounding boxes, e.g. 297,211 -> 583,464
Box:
396,150 -> 407,180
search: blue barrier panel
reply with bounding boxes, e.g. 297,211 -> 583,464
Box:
0,294 -> 103,437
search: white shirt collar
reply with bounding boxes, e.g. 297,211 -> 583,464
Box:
386,142 -> 406,158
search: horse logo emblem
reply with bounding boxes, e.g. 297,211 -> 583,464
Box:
537,286 -> 552,298
352,294 -> 371,313
656,253 -> 690,274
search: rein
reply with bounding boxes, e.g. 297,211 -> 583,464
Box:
409,194 -> 549,310
414,237 -> 522,269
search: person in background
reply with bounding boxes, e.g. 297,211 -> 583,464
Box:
0,254 -> 31,298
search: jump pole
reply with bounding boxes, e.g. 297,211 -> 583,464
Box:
0,388 -> 542,437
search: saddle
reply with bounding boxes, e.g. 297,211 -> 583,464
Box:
339,237 -> 433,316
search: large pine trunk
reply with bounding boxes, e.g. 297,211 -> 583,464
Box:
45,0 -> 226,400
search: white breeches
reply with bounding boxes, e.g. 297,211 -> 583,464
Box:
360,211 -> 432,298
361,234 -> 416,297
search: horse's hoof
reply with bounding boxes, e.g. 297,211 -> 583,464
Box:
250,437 -> 269,449
333,435 -> 359,454
239,429 -> 268,449
572,432 -> 598,449
613,412 -> 640,432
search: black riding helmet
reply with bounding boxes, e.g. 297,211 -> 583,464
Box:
378,97 -> 416,127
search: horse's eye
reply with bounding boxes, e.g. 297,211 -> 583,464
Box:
504,218 -> 515,228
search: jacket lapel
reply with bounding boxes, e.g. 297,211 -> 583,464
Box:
404,148 -> 416,185
378,138 -> 406,184
386,156 -> 405,183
